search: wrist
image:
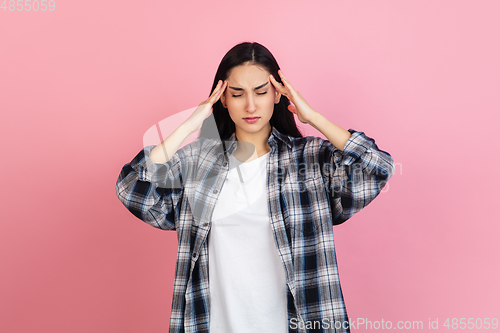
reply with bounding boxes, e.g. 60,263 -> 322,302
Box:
307,110 -> 323,127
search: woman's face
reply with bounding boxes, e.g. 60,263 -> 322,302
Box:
221,63 -> 280,139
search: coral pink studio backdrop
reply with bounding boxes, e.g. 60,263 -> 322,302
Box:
1,1 -> 499,332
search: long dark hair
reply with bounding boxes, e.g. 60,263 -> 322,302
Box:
198,42 -> 303,141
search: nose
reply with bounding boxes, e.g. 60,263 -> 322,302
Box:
245,95 -> 257,114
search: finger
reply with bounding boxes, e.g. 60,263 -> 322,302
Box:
214,80 -> 223,92
217,80 -> 227,98
278,69 -> 289,82
272,75 -> 294,101
210,80 -> 225,101
210,81 -> 221,97
278,70 -> 295,92
213,81 -> 227,103
269,74 -> 286,94
269,74 -> 282,87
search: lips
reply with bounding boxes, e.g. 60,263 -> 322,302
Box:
243,117 -> 260,123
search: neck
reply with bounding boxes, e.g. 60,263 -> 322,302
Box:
234,124 -> 272,157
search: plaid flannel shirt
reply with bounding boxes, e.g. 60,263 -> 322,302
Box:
115,126 -> 395,333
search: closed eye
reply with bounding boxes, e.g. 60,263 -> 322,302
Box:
232,92 -> 268,98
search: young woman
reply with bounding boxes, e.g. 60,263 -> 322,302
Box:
116,42 -> 395,333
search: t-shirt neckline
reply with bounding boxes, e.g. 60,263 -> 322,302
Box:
230,151 -> 269,165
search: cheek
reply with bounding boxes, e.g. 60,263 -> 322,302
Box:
226,101 -> 239,116
265,93 -> 275,103
262,93 -> 276,108
225,94 -> 240,108
263,96 -> 275,119
225,105 -> 240,122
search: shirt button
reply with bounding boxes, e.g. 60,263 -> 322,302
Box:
213,189 -> 218,194
223,162 -> 227,167
192,252 -> 198,259
202,222 -> 209,227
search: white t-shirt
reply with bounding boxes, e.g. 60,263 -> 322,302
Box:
208,151 -> 288,332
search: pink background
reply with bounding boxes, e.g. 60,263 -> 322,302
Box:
1,1 -> 499,332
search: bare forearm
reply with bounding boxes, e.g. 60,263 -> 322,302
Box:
149,122 -> 195,164
308,112 -> 351,151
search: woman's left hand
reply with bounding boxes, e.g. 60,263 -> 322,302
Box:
269,70 -> 318,124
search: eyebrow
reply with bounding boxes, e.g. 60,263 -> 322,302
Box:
228,81 -> 269,91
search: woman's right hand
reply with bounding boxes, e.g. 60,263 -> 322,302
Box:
184,80 -> 227,133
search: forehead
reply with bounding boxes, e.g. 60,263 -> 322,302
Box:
226,64 -> 270,87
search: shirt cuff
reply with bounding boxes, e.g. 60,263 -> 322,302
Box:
131,145 -> 174,184
339,129 -> 376,166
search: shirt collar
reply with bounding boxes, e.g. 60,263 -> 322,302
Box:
221,126 -> 292,155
